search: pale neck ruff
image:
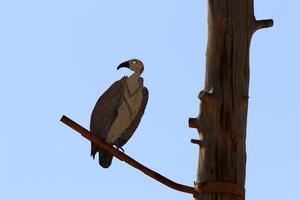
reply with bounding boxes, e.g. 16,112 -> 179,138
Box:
126,72 -> 142,95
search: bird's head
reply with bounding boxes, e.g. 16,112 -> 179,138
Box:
117,59 -> 144,74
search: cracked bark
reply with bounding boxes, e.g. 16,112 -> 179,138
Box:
190,1 -> 272,199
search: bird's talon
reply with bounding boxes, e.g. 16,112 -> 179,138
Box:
119,147 -> 125,153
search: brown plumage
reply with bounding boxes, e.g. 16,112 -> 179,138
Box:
90,59 -> 148,168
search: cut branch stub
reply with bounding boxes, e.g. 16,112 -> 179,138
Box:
191,139 -> 203,147
189,118 -> 199,129
253,19 -> 274,33
198,90 -> 216,106
189,117 -> 205,135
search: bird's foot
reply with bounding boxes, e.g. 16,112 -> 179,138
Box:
113,144 -> 125,153
118,147 -> 125,153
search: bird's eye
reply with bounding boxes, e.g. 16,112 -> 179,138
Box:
132,61 -> 137,64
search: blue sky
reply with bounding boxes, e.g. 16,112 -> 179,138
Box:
1,1 -> 299,200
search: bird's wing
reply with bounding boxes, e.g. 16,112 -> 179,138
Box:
116,86 -> 149,147
90,77 -> 127,139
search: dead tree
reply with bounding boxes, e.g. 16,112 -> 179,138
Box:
189,0 -> 273,199
61,0 -> 272,199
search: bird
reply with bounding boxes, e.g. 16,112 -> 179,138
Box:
90,59 -> 148,168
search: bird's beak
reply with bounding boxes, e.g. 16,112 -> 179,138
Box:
117,61 -> 130,70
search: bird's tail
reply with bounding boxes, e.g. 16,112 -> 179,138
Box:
99,150 -> 113,168
90,142 -> 98,159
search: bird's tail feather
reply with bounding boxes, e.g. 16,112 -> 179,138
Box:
90,142 -> 98,159
99,150 -> 113,168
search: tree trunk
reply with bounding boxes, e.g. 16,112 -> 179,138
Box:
190,1 -> 272,199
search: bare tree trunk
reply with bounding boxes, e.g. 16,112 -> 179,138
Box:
190,1 -> 272,199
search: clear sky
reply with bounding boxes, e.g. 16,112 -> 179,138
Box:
1,1 -> 299,200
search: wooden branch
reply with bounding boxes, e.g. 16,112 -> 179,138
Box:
60,115 -> 245,198
60,115 -> 196,195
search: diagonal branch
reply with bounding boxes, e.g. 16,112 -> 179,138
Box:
60,115 -> 196,195
60,115 -> 245,198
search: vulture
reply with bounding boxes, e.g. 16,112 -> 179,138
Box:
90,59 -> 148,168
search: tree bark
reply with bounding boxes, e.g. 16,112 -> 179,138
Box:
190,1 -> 272,199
